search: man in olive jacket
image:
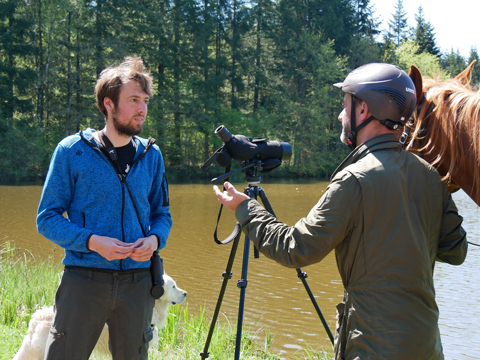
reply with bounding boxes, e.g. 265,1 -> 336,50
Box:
213,63 -> 467,360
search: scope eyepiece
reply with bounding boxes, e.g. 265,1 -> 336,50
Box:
215,125 -> 233,143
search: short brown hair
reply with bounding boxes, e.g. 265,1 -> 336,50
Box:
95,56 -> 153,117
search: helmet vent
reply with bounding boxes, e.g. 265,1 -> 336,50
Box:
374,87 -> 407,114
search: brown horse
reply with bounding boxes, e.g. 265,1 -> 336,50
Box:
406,61 -> 480,207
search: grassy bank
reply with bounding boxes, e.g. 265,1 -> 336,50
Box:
0,243 -> 332,359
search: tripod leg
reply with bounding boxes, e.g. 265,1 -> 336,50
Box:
235,234 -> 251,360
200,231 -> 242,359
231,185 -> 258,360
297,268 -> 334,344
258,188 -> 334,345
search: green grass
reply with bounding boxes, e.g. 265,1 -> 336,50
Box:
0,241 -> 61,330
0,242 -> 333,360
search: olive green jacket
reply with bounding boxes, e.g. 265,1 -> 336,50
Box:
236,134 -> 467,360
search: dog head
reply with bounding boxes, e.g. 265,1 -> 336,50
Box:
151,274 -> 187,330
159,274 -> 187,306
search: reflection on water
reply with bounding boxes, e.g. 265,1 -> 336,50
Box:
436,190 -> 480,360
0,183 -> 479,359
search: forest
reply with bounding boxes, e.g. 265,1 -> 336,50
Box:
1,0 -> 479,183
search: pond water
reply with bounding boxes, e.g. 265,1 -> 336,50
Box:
1,182 -> 479,359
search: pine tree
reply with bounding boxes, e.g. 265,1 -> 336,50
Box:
352,0 -> 380,37
385,0 -> 409,48
413,6 -> 440,57
441,48 -> 467,78
225,0 -> 249,110
0,0 -> 36,130
249,0 -> 276,113
349,0 -> 382,69
467,47 -> 480,87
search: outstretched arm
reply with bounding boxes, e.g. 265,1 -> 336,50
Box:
213,172 -> 358,269
213,181 -> 250,211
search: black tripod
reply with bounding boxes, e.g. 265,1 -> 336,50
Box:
200,165 -> 334,360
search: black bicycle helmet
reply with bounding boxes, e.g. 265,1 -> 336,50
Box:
334,63 -> 417,149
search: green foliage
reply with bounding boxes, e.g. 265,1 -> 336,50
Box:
412,6 -> 440,57
0,323 -> 24,360
0,123 -> 46,183
380,36 -> 397,64
349,35 -> 382,70
441,49 -> 467,80
0,242 -> 61,329
0,0 -> 36,125
352,0 -> 381,37
397,40 -> 445,79
152,304 -> 284,359
386,0 -> 409,49
467,47 -> 480,88
0,0 -> 471,183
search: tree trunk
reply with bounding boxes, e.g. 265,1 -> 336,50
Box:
253,4 -> 261,112
95,0 -> 103,78
173,0 -> 182,165
230,0 -> 237,109
65,11 -> 72,136
157,0 -> 166,142
35,0 -> 44,129
75,22 -> 81,132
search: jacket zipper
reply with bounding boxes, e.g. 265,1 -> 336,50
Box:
80,132 -> 155,271
120,181 -> 126,271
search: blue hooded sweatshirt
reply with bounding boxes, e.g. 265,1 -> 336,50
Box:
37,128 -> 172,270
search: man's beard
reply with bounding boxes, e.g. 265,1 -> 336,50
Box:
112,111 -> 143,136
340,117 -> 351,145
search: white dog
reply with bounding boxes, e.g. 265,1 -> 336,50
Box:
13,274 -> 187,360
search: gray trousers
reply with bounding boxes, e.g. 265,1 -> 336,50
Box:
44,267 -> 155,360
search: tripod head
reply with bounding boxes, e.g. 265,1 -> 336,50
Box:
241,160 -> 262,185
211,158 -> 268,184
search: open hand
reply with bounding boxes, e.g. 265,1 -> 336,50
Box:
213,181 -> 249,212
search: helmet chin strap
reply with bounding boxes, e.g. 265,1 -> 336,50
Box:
347,96 -> 375,150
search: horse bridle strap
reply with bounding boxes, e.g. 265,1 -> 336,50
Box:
400,86 -> 439,149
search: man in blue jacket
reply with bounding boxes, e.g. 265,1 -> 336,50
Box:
37,56 -> 172,359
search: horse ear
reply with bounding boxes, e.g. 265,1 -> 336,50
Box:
455,60 -> 477,85
408,65 -> 423,106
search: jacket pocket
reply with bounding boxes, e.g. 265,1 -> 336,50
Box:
44,327 -> 66,359
139,325 -> 154,358
334,301 -> 346,360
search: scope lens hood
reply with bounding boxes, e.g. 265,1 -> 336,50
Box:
280,142 -> 292,161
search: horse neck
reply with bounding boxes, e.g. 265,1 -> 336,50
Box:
422,132 -> 480,207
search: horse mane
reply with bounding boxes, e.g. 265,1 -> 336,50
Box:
406,74 -> 480,197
